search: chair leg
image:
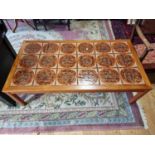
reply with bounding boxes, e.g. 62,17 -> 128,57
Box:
33,19 -> 39,30
130,24 -> 136,41
13,19 -> 19,33
42,20 -> 48,31
4,20 -> 13,31
24,19 -> 35,30
130,19 -> 141,41
67,19 -> 71,31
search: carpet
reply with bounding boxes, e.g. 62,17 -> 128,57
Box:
0,92 -> 144,134
0,20 -> 146,134
5,20 -> 114,53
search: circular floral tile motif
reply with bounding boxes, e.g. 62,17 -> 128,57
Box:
113,42 -> 129,53
57,69 -> 76,85
99,69 -> 120,83
39,55 -> 57,68
78,42 -> 94,53
13,69 -> 34,85
78,70 -> 98,84
36,69 -> 56,85
120,68 -> 142,83
116,54 -> 134,67
59,55 -> 76,68
79,55 -> 95,67
19,54 -> 38,68
97,54 -> 115,67
95,42 -> 111,53
61,43 -> 76,54
24,43 -> 41,54
43,43 -> 59,54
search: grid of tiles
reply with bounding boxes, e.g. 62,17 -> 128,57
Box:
11,41 -> 145,87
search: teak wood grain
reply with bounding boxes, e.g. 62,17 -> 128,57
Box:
2,39 -> 152,94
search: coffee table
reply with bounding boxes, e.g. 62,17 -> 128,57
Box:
2,40 -> 152,106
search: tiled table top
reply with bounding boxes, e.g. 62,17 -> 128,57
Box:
3,39 -> 152,93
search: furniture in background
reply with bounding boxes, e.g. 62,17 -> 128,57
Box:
0,20 -> 16,106
130,19 -> 155,83
33,19 -> 71,31
4,19 -> 35,32
2,40 -> 152,106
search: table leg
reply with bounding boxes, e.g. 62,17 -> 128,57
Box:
129,90 -> 149,104
6,93 -> 27,106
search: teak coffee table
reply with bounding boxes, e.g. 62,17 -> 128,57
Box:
2,40 -> 152,106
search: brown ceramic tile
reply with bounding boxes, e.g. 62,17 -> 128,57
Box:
111,41 -> 131,54
17,54 -> 39,69
22,42 -> 42,54
94,41 -> 113,54
118,67 -> 145,85
37,54 -> 58,69
11,68 -> 35,86
41,42 -> 60,55
77,42 -> 95,54
98,68 -> 122,85
78,69 -> 99,85
58,54 -> 77,69
56,69 -> 77,85
96,53 -> 117,68
59,43 -> 77,55
78,54 -> 96,69
114,53 -> 137,68
33,69 -> 56,86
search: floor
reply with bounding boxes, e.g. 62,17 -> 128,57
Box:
41,85 -> 155,135
2,19 -> 155,134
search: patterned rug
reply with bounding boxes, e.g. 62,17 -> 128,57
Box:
0,20 -> 146,134
5,20 -> 114,53
0,92 -> 144,134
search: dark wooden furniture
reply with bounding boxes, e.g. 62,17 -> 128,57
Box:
2,39 -> 152,106
130,20 -> 154,62
130,19 -> 155,83
0,20 -> 16,106
33,19 -> 71,31
4,19 -> 35,33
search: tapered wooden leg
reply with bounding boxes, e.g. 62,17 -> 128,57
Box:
6,93 -> 27,106
129,90 -> 149,104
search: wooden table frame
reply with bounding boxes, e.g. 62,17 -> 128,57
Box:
4,88 -> 151,106
2,39 -> 152,106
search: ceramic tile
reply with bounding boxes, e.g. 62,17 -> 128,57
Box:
33,69 -> 56,86
78,69 -> 99,85
41,42 -> 60,55
77,42 -> 95,54
59,43 -> 77,55
37,54 -> 58,69
56,69 -> 78,85
22,42 -> 42,54
58,54 -> 77,69
11,68 -> 35,86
